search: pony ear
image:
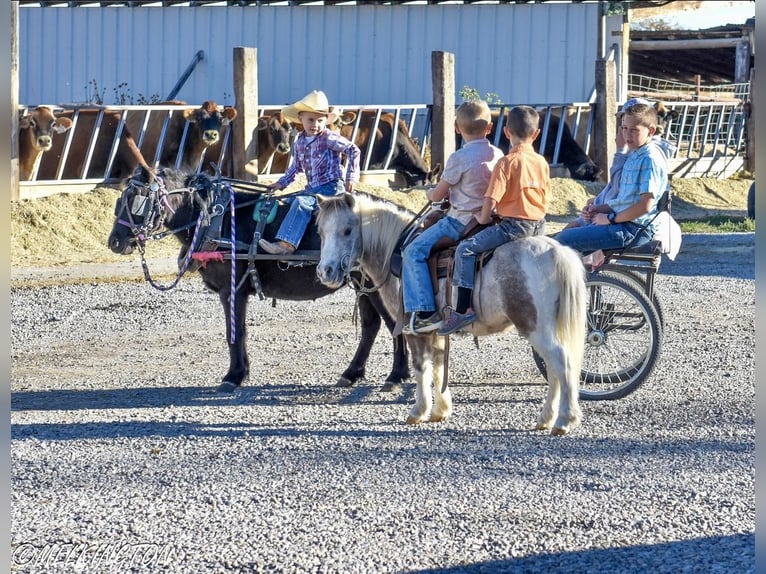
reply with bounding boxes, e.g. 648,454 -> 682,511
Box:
342,191 -> 356,208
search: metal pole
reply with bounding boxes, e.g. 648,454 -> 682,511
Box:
166,50 -> 206,101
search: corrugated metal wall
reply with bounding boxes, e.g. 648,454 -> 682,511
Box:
19,3 -> 600,107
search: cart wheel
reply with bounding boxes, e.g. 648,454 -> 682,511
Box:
599,268 -> 665,330
533,272 -> 662,400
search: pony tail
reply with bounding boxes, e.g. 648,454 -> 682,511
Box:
554,247 -> 587,378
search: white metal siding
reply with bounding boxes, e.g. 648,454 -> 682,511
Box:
20,4 -> 599,107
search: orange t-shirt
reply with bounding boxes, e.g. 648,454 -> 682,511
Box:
485,142 -> 550,220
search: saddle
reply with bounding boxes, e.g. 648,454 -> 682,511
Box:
391,211 -> 497,301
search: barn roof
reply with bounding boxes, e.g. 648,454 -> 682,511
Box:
629,19 -> 755,85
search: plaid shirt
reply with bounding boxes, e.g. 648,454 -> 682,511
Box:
278,129 -> 360,190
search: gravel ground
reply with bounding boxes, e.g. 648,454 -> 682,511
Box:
11,233 -> 754,574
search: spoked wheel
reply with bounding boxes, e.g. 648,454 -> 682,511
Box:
600,267 -> 665,329
533,272 -> 662,401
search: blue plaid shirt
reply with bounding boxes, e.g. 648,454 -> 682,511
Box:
277,129 -> 360,190
610,141 -> 668,230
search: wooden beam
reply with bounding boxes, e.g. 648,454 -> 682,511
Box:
631,37 -> 743,51
430,51 -> 455,175
232,47 -> 259,181
11,2 -> 19,201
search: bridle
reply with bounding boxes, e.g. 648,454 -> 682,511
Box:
115,175 -> 199,248
115,174 -> 206,290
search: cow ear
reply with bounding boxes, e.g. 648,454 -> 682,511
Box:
19,115 -> 31,129
222,107 -> 238,124
183,108 -> 198,122
54,117 -> 73,133
256,117 -> 269,130
340,111 -> 356,125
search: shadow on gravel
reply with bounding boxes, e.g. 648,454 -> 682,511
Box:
11,382 -> 415,413
659,233 -> 754,279
410,532 -> 753,574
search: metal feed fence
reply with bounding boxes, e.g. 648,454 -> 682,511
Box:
18,98 -> 748,199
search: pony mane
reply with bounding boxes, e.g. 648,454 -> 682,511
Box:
321,192 -> 414,262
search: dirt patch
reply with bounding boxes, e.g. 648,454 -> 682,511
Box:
11,176 -> 752,272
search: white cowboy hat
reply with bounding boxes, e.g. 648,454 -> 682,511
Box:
282,90 -> 339,125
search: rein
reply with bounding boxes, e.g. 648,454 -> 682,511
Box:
343,199 -> 431,295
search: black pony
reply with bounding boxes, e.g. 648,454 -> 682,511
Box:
107,165 -> 409,392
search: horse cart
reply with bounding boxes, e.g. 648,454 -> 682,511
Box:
532,242 -> 664,401
111,169 -> 665,401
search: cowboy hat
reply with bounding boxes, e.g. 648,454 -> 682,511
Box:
282,90 -> 339,124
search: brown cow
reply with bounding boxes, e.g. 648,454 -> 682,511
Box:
252,110 -> 293,174
126,100 -> 237,175
18,106 -> 73,181
337,110 -> 436,187
35,107 -> 149,181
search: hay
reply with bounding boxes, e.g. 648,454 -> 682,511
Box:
11,176 -> 751,269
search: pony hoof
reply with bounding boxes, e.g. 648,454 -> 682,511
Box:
335,377 -> 354,388
535,422 -> 552,431
551,427 -> 569,436
380,382 -> 401,393
406,415 -> 426,425
217,381 -> 239,393
429,413 -> 449,423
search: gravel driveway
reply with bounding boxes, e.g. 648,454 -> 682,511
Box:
11,233 -> 754,573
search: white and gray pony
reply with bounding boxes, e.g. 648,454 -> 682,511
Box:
316,192 -> 588,435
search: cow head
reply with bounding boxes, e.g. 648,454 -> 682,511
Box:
654,102 -> 679,137
19,106 -> 73,153
569,161 -> 603,182
18,106 -> 74,180
183,101 -> 238,148
257,112 -> 292,156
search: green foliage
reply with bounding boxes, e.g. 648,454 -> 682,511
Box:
459,85 -> 503,105
679,216 -> 755,233
631,18 -> 675,32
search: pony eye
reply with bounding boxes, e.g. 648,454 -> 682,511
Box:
343,227 -> 352,237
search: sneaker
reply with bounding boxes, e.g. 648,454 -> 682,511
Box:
402,311 -> 443,335
437,308 -> 476,335
259,239 -> 296,255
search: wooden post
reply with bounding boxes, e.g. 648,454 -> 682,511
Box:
431,51 -> 455,173
746,68 -> 754,174
232,47 -> 259,181
11,2 -> 19,200
594,57 -> 617,185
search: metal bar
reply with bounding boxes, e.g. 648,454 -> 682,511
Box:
153,110 -> 174,168
382,108 -> 400,170
55,109 -> 79,180
79,109 -> 106,179
104,108 -> 128,179
165,50 -> 205,101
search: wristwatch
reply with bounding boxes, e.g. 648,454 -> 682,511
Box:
607,210 -> 617,224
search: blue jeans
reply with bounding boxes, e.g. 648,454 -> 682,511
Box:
275,179 -> 344,248
402,216 -> 465,313
555,221 -> 651,255
453,217 -> 545,289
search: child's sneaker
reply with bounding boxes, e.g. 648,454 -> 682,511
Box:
402,311 -> 443,335
437,308 -> 476,335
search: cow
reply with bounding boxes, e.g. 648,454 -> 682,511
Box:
34,107 -> 150,181
481,109 -> 602,181
653,101 -> 680,137
337,110 -> 436,187
18,106 -> 73,181
251,110 -> 293,175
126,100 -> 237,175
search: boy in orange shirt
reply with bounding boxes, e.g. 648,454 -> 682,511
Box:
438,105 -> 550,335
